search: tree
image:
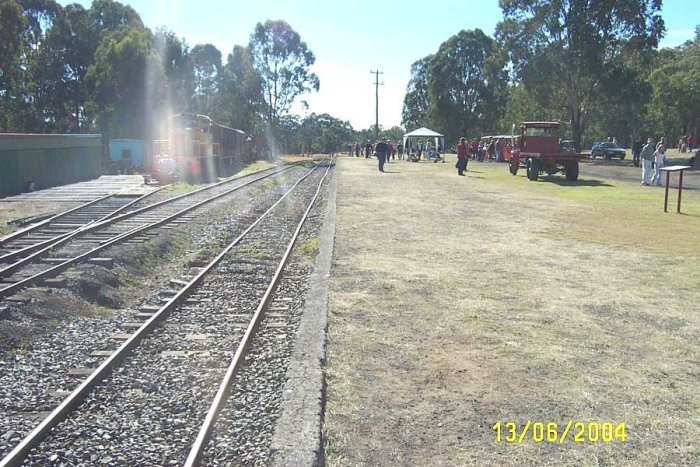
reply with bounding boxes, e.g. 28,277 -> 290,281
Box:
0,0 -> 27,131
499,83 -> 555,131
84,25 -> 165,140
648,29 -> 700,143
381,126 -> 405,146
496,0 -> 665,149
153,28 -> 193,115
401,56 -> 432,130
32,3 -> 95,132
213,45 -> 263,133
190,43 -> 221,114
5,0 -> 62,131
87,0 -> 142,32
426,29 -> 508,143
248,20 -> 319,134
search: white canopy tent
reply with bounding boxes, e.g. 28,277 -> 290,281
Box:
403,127 -> 445,158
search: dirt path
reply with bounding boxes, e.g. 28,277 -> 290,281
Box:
324,156 -> 700,466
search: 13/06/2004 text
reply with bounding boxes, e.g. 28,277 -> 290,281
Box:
492,420 -> 627,444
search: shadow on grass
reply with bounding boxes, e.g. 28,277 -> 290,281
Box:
537,177 -> 615,187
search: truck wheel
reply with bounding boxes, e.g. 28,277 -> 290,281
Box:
526,158 -> 539,181
565,160 -> 579,181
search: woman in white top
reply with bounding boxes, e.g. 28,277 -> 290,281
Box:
651,137 -> 666,186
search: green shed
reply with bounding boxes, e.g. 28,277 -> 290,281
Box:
0,134 -> 102,197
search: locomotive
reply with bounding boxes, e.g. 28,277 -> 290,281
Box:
151,113 -> 252,183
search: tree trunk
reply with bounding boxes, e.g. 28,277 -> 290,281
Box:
571,106 -> 583,152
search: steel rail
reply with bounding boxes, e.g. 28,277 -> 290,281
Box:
185,157 -> 334,466
0,163 -> 301,299
0,187 -> 166,264
0,164 -> 297,282
0,163 -> 322,467
0,192 -> 116,246
0,163 -> 290,261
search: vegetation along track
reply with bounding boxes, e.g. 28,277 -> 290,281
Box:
0,158 -> 333,465
0,164 -> 298,301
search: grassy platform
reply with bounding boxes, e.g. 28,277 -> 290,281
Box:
324,155 -> 700,466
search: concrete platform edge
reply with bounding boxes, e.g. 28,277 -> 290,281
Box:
270,161 -> 337,466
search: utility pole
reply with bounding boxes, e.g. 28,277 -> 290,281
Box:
370,70 -> 383,141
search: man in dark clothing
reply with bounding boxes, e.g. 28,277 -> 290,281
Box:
632,140 -> 643,167
365,141 -> 373,159
487,140 -> 496,160
375,138 -> 389,172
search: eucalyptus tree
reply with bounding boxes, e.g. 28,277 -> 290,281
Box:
401,55 -> 432,130
498,83 -> 561,138
84,25 -> 165,139
248,20 -> 319,133
32,3 -> 96,132
7,0 -> 61,131
153,28 -> 193,115
214,45 -> 263,133
189,43 -> 222,114
496,0 -> 665,149
0,0 -> 27,131
300,113 -> 354,154
427,29 -> 508,142
649,29 -> 700,141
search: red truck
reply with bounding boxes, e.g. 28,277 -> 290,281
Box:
508,121 -> 587,181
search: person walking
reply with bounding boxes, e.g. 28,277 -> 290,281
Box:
456,137 -> 468,175
487,139 -> 496,160
397,141 -> 404,160
387,140 -> 394,162
365,141 -> 373,159
640,138 -> 655,185
632,139 -> 643,167
651,137 -> 666,186
375,138 -> 389,172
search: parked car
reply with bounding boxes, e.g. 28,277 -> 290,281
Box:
591,142 -> 626,160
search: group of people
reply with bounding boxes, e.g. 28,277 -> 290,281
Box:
677,135 -> 695,153
640,136 -> 667,186
357,133 -> 692,182
467,138 -> 512,162
349,140 -> 404,161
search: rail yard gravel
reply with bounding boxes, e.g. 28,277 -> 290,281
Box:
0,163 -> 330,464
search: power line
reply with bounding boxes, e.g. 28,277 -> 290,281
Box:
370,70 -> 384,141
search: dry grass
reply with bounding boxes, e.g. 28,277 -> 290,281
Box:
324,156 -> 700,466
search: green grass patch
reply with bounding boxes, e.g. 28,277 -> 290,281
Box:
238,243 -> 271,260
467,161 -> 700,256
297,236 -> 320,259
0,223 -> 16,236
166,181 -> 200,195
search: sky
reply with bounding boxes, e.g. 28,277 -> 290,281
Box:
57,0 -> 698,131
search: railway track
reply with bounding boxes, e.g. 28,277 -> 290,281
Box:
0,191 -> 160,260
0,158 -> 333,465
0,164 -> 298,302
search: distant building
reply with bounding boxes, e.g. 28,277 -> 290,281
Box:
108,139 -> 151,172
0,133 -> 102,197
